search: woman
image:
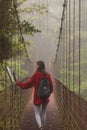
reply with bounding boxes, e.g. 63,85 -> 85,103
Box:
16,61 -> 53,130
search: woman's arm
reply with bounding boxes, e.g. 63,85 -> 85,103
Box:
16,73 -> 36,89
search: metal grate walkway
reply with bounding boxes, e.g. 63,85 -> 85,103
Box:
19,94 -> 64,130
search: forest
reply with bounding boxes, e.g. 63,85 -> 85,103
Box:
0,0 -> 87,99
0,0 -> 87,129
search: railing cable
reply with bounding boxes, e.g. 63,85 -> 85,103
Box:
54,0 -> 67,63
13,0 -> 32,63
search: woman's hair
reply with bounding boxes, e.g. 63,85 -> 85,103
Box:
36,61 -> 47,74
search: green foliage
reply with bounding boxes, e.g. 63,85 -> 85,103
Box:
7,7 -> 41,35
20,20 -> 41,35
17,0 -> 26,6
0,29 -> 25,62
0,1 -> 44,62
19,3 -> 48,14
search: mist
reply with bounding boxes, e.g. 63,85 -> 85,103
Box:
19,0 -> 64,71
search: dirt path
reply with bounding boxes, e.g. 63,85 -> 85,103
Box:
19,94 -> 64,130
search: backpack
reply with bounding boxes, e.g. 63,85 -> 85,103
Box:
37,78 -> 51,98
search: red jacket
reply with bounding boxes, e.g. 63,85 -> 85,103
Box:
16,71 -> 53,105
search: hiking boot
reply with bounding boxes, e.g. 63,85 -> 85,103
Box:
39,127 -> 44,130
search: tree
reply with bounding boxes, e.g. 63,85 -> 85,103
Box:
0,0 -> 47,62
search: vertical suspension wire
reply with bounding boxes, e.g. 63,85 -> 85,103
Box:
63,1 -> 67,128
73,0 -> 75,92
13,0 -> 18,127
7,20 -> 12,128
64,13 -> 66,85
71,1 -> 76,129
3,63 -> 7,130
0,64 -> 3,130
39,0 -> 41,31
61,18 -> 63,83
60,3 -> 64,82
65,0 -> 68,86
3,41 -> 7,129
62,16 -> 65,84
16,0 -> 21,120
68,0 -> 71,89
78,0 -> 81,96
60,36 -> 62,82
9,11 -> 13,129
62,25 -> 64,83
65,2 -> 69,129
47,0 -> 49,34
13,2 -> 18,125
56,52 -> 59,79
78,0 -> 81,125
11,12 -> 15,129
17,0 -> 22,118
63,13 -> 66,125
67,1 -> 71,128
3,2 -> 11,128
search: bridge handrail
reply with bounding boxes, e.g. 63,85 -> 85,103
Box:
54,78 -> 87,130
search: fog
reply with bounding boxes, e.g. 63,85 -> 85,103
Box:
19,0 -> 64,71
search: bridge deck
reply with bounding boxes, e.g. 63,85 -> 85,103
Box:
19,94 -> 64,130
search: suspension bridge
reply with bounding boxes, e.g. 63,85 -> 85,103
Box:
0,0 -> 87,130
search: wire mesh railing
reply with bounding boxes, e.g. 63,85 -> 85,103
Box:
54,79 -> 87,130
0,0 -> 33,129
54,0 -> 87,100
53,0 -> 87,129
